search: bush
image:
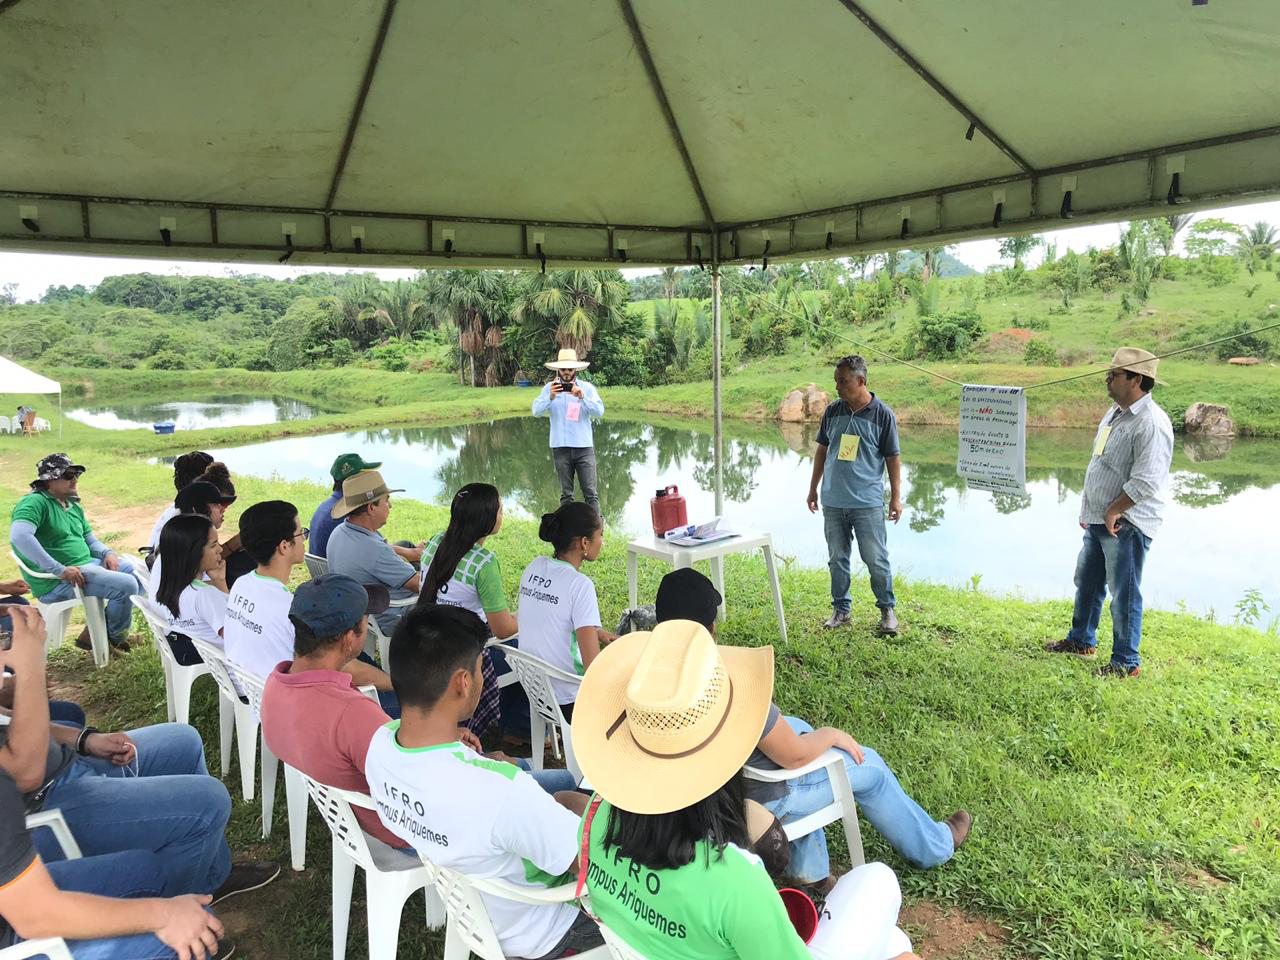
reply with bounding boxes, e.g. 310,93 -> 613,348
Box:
1089,248 -> 1129,291
1215,314 -> 1278,360
146,350 -> 190,370
911,307 -> 984,359
368,341 -> 411,372
1198,255 -> 1240,288
1024,338 -> 1060,366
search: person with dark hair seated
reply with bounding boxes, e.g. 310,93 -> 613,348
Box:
154,513 -> 229,667
197,464 -> 254,586
655,568 -> 968,890
365,604 -> 598,960
147,481 -> 234,608
515,501 -> 615,719
420,483 -> 514,737
147,451 -> 215,559
574,619 -> 918,960
223,501 -> 392,701
308,453 -> 417,562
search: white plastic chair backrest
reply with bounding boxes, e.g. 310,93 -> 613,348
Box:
190,638 -> 244,704
25,810 -> 82,860
130,596 -> 181,668
302,776 -> 385,874
428,864 -> 510,960
10,550 -> 85,607
0,937 -> 75,960
598,923 -> 651,960
304,553 -> 329,579
498,645 -> 578,729
228,661 -> 268,715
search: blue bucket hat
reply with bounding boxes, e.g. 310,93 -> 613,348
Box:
289,574 -> 390,637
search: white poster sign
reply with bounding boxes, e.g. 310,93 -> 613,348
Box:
957,384 -> 1028,496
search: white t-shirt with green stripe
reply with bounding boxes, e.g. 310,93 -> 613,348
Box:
420,533 -> 509,623
171,579 -> 228,649
516,555 -> 602,704
364,721 -> 581,960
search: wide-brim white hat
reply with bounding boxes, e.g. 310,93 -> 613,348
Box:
545,348 -> 590,371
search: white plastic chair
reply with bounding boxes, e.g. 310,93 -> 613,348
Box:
33,417 -> 51,433
130,597 -> 234,773
431,863 -> 609,960
2,813 -> 79,960
597,922 -> 650,960
0,417 -> 10,434
493,644 -> 582,781
364,596 -> 416,666
304,553 -> 330,579
0,938 -> 74,960
190,638 -> 259,798
305,777 -> 445,960
10,551 -> 111,668
225,660 -> 308,872
743,750 -> 865,868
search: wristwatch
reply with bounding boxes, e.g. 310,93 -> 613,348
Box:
75,726 -> 100,755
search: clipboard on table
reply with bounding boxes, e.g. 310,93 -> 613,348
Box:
663,516 -> 738,547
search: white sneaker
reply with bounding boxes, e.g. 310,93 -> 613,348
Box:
822,610 -> 852,630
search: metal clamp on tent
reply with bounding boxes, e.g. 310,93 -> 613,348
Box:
965,122 -> 976,141
1167,171 -> 1188,205
159,227 -> 172,246
695,244 -> 704,271
760,238 -> 771,271
992,202 -> 1004,228
536,241 -> 547,272
899,216 -> 910,240
826,231 -> 834,250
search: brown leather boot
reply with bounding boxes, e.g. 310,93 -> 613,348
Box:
74,627 -> 92,651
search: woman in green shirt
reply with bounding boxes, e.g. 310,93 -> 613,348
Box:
420,482 -> 514,736
572,620 -> 917,960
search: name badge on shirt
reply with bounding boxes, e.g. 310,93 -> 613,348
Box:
837,434 -> 860,462
1093,426 -> 1112,457
566,400 -> 581,422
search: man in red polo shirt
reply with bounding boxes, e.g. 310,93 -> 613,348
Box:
260,574 -> 409,849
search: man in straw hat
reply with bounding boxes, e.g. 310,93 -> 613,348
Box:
532,348 -> 605,510
1044,347 -> 1173,678
308,452 -> 381,559
572,619 -> 916,960
327,470 -> 420,637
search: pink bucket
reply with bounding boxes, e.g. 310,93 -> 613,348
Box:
779,888 -> 819,944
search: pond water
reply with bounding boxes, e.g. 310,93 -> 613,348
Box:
67,395 -> 331,431
209,417 -> 1280,618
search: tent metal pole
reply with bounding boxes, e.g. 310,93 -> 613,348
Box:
711,249 -> 723,515
58,389 -> 62,439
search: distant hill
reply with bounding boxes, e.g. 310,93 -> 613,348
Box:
896,250 -> 978,277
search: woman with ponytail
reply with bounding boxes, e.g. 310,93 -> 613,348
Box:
155,512 -> 229,665
515,501 -> 616,716
420,483 -> 514,736
147,450 -> 214,559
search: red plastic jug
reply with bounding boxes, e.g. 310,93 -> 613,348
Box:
650,485 -> 688,537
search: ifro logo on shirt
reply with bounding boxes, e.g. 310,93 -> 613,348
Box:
377,782 -> 450,847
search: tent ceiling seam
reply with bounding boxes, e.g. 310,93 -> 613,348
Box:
323,0 -> 398,211
833,0 -> 1035,175
616,0 -> 718,230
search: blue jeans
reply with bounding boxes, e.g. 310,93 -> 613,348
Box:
761,718 -> 953,881
823,506 -> 896,612
39,558 -> 143,642
43,849 -> 191,959
1065,522 -> 1152,669
50,700 -> 86,727
356,652 -> 401,719
33,724 -> 232,895
514,758 -> 579,794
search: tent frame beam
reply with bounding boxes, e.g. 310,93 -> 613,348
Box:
324,0 -> 398,210
833,0 -> 1034,174
616,0 -> 718,229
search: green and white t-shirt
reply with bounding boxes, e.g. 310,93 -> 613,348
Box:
364,722 -> 581,960
171,579 -> 228,649
582,799 -> 808,960
516,555 -> 602,704
223,571 -> 295,683
420,532 -> 508,624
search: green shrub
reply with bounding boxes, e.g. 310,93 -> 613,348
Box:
1023,338 -> 1060,366
368,341 -> 411,372
1199,254 -> 1241,288
1215,314 -> 1278,360
911,307 -> 984,359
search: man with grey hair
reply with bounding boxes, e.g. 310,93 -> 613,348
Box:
806,355 -> 903,635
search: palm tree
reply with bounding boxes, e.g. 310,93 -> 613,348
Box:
918,243 -> 954,283
423,270 -> 509,387
332,274 -> 383,346
660,267 -> 678,307
510,269 -> 628,356
1162,213 -> 1194,256
1236,221 -> 1277,272
364,278 -> 430,340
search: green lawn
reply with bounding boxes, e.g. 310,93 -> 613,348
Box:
4,451 -> 1277,960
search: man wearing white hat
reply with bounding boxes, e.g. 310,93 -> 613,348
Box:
532,348 -> 605,510
1044,347 -> 1173,678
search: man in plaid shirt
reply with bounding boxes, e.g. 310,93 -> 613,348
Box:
1044,347 -> 1174,678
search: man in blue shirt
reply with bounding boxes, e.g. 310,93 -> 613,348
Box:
806,356 -> 903,635
531,348 -> 605,510
309,453 -> 381,558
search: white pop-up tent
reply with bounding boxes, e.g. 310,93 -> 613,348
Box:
1,0 -> 1278,497
0,356 -> 61,437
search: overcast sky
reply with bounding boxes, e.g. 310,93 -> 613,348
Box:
3,200 -> 1278,303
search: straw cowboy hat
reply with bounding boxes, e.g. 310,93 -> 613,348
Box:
572,620 -> 774,815
1109,346 -> 1167,386
331,470 -> 405,519
545,348 -> 590,371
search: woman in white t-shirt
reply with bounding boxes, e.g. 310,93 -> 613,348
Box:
420,482 -> 515,736
516,501 -> 617,716
155,512 -> 229,666
147,451 -> 214,561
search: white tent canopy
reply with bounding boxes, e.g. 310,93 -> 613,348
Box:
0,356 -> 60,396
1,0 -> 1278,270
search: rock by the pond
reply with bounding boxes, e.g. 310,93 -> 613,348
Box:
1184,434 -> 1234,463
1184,402 -> 1235,436
1227,357 -> 1261,365
777,383 -> 830,422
